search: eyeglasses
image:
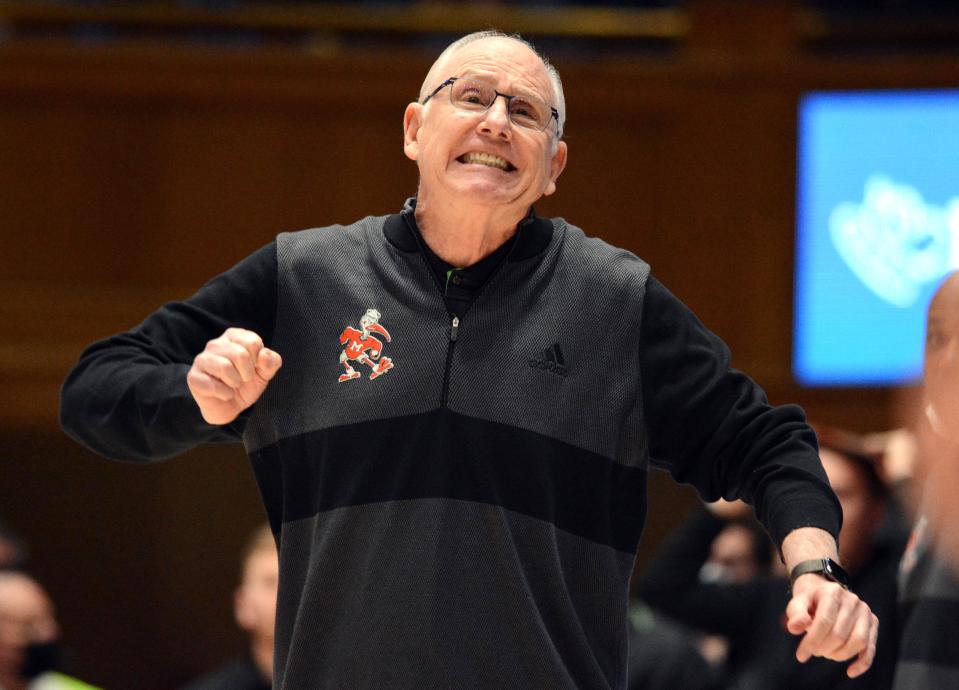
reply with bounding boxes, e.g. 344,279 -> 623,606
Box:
421,76 -> 560,135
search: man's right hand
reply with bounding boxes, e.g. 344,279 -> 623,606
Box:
187,328 -> 282,425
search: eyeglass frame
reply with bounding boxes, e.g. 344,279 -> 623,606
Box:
420,76 -> 561,136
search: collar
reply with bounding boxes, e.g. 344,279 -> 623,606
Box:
383,197 -> 553,262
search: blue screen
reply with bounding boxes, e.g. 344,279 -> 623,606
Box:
794,90 -> 959,386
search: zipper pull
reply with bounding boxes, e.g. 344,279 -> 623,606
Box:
451,316 -> 459,342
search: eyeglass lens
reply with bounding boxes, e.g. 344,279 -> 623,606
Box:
450,79 -> 551,132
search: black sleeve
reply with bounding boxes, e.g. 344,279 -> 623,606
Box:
635,506 -> 767,637
639,276 -> 842,548
59,242 -> 278,462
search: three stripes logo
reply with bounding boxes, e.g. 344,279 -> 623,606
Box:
528,343 -> 568,377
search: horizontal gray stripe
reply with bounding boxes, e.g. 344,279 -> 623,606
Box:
273,498 -> 635,689
893,660 -> 959,690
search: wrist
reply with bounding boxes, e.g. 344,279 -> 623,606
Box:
781,526 -> 839,568
789,557 -> 850,593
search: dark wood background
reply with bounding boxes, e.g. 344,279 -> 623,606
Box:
0,1 -> 951,686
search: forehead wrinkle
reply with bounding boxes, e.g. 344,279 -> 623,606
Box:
930,298 -> 959,322
452,56 -> 554,105
423,38 -> 556,107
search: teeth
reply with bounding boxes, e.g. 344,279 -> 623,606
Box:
461,152 -> 510,170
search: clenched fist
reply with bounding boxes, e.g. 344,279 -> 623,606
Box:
187,327 -> 282,425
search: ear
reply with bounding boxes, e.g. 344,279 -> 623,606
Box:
404,102 -> 423,162
542,139 -> 568,197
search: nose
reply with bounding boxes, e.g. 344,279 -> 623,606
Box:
478,95 -> 511,140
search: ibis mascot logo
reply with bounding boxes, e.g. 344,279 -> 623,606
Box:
337,309 -> 395,383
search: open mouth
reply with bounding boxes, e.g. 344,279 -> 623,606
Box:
457,151 -> 516,172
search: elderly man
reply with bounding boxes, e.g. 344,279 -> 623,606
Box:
60,31 -> 877,689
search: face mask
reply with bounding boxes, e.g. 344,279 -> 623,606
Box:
19,639 -> 63,680
699,562 -> 731,585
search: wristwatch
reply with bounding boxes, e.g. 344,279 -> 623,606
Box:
789,558 -> 850,591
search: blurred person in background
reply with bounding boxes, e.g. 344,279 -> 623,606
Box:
891,270 -> 959,689
625,600 -> 723,690
0,571 -> 97,690
182,524 -> 277,690
693,511 -> 773,671
699,517 -> 772,586
637,427 -> 905,690
627,507 -> 770,689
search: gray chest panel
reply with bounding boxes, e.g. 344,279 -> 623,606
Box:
245,215 -> 650,467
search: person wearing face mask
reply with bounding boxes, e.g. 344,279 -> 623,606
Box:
60,30 -> 879,688
637,430 -> 905,690
0,572 -> 97,690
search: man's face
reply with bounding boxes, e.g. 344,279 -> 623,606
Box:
234,549 -> 279,643
707,524 -> 759,584
821,449 -> 883,572
403,37 -> 567,213
925,274 -> 959,430
919,273 -> 959,572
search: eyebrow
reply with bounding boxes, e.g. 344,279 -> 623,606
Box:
457,71 -> 549,100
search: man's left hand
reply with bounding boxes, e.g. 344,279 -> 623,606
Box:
785,574 -> 879,678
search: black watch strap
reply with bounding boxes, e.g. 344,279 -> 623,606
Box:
789,558 -> 850,590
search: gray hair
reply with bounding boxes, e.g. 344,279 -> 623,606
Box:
420,30 -> 566,139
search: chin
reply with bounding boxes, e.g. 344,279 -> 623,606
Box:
454,182 -> 521,205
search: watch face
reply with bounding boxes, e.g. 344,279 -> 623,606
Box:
824,558 -> 850,587
790,558 -> 850,590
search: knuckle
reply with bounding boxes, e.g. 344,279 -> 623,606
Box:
229,343 -> 251,363
213,358 -> 236,380
205,338 -> 227,355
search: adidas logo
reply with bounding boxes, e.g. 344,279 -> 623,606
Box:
528,343 -> 568,377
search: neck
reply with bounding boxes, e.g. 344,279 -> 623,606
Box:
413,192 -> 526,267
250,636 -> 273,682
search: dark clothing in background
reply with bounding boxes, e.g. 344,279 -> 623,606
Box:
637,507 -> 905,690
893,514 -> 959,689
181,655 -> 271,690
627,601 -> 724,690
